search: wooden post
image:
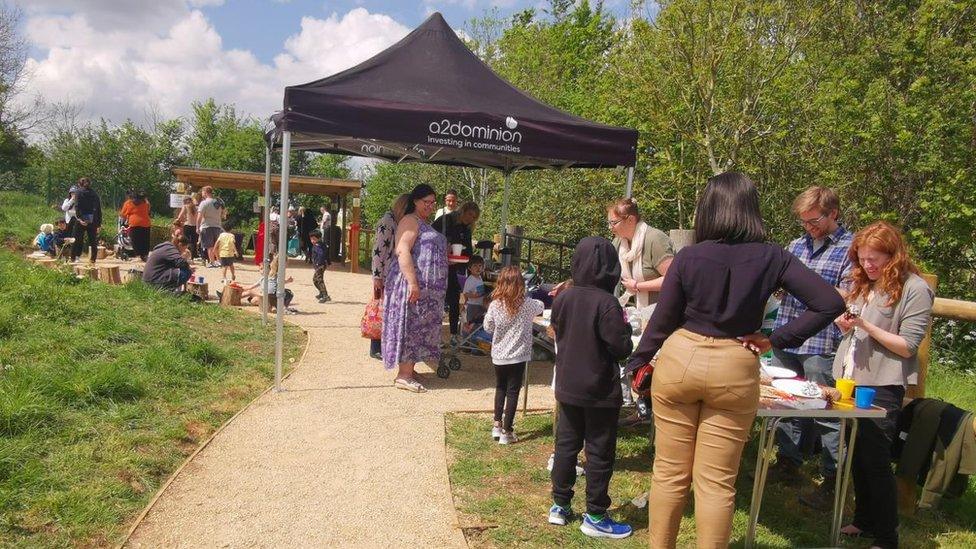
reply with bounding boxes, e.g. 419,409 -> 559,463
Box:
35,258 -> 57,269
186,281 -> 209,300
933,297 -> 976,321
907,273 -> 938,400
97,265 -> 122,284
123,268 -> 143,284
669,229 -> 696,252
349,196 -> 361,274
74,265 -> 98,280
220,283 -> 243,306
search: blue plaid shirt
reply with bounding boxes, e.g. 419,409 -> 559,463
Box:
773,225 -> 853,355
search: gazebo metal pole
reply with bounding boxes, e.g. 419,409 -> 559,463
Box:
625,166 -> 634,198
499,171 -> 511,247
274,131 -> 292,392
261,146 -> 272,324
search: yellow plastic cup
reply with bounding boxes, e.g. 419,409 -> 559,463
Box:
836,378 -> 856,401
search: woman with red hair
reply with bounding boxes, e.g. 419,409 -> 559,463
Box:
833,221 -> 934,549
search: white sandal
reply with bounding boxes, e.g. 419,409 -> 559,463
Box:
394,377 -> 427,393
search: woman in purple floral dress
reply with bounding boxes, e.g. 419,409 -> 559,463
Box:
383,184 -> 448,392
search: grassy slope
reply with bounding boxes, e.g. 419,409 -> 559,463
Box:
0,251 -> 304,547
0,191 -> 171,247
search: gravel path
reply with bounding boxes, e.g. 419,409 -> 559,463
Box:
124,259 -> 555,548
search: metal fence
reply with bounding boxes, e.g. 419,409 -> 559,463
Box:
503,232 -> 575,283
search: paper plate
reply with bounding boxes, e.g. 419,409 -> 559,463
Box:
762,365 -> 798,379
771,378 -> 823,399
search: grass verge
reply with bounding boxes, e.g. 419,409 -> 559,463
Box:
446,361 -> 976,548
0,191 -> 171,247
0,251 -> 305,547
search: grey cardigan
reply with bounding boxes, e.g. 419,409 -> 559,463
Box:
832,273 -> 934,387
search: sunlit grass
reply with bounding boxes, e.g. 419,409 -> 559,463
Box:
0,251 -> 304,547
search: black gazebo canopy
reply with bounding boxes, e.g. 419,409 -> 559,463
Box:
263,13 -> 639,390
267,12 -> 638,172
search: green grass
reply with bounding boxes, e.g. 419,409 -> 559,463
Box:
0,251 -> 305,547
0,191 -> 171,247
446,361 -> 976,548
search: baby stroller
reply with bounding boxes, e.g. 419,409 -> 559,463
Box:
115,218 -> 135,261
437,264 -> 543,379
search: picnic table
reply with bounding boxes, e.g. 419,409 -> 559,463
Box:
531,316 -> 887,547
747,399 -> 887,548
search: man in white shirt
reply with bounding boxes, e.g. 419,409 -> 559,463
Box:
196,186 -> 225,267
434,188 -> 459,221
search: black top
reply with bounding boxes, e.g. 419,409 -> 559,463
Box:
626,240 -> 846,372
270,12 -> 637,170
432,212 -> 473,256
552,237 -> 633,408
75,187 -> 102,227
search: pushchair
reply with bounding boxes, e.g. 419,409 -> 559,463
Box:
436,264 -> 544,379
115,218 -> 135,261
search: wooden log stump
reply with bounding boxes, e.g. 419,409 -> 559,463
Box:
98,265 -> 122,285
34,258 -> 58,269
122,268 -> 143,284
220,284 -> 243,306
74,265 -> 98,280
186,281 -> 209,300
96,246 -> 108,260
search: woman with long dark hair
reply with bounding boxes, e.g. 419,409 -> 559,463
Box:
381,184 -> 448,392
120,189 -> 152,261
626,172 -> 845,547
834,221 -> 933,549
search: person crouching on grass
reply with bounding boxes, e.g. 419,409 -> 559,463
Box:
482,266 -> 544,445
310,230 -> 331,303
547,236 -> 634,539
215,227 -> 237,284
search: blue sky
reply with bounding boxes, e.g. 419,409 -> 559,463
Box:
197,1 -> 541,65
18,1 -> 633,127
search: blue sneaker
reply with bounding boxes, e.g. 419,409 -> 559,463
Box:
580,514 -> 633,539
548,504 -> 572,526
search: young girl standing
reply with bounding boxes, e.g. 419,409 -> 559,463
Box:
483,266 -> 544,445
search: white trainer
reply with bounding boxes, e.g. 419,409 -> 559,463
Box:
499,430 -> 518,445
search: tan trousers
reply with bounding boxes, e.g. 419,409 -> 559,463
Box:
649,329 -> 759,548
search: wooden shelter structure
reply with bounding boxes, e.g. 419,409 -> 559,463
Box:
172,167 -> 360,197
172,166 -> 362,266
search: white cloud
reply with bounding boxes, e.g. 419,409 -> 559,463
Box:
18,5 -> 409,131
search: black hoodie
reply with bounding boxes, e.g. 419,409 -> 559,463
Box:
551,237 -> 633,408
75,186 -> 102,227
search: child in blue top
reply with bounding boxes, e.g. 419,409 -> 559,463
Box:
33,224 -> 55,256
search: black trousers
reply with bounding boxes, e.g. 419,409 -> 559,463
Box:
551,403 -> 620,515
493,362 -> 526,431
312,265 -> 329,297
446,265 -> 462,335
71,220 -> 98,262
300,231 -> 313,263
130,226 -> 150,259
851,385 -> 904,549
183,225 -> 198,258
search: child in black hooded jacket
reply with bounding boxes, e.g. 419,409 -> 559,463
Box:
547,236 -> 634,539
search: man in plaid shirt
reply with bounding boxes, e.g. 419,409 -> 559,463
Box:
770,187 -> 853,508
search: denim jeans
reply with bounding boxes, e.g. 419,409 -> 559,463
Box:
772,349 -> 839,476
